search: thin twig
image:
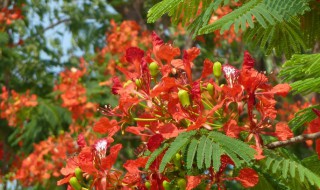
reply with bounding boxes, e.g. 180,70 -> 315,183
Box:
265,131 -> 320,149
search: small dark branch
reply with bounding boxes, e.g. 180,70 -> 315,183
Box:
26,18 -> 71,40
42,18 -> 71,33
265,131 -> 320,149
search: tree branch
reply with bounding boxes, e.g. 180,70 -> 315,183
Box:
265,131 -> 320,149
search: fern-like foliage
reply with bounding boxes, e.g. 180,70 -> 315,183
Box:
301,1 -> 320,48
279,54 -> 320,131
147,0 -> 239,26
288,105 -> 320,132
198,0 -> 310,35
147,0 -> 319,57
279,53 -> 320,95
243,18 -> 307,58
261,155 -> 320,188
146,130 -> 255,173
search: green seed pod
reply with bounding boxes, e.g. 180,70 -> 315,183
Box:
145,181 -> 151,189
149,62 -> 159,77
213,61 -> 222,78
69,176 -> 82,190
177,178 -> 187,190
207,83 -> 214,96
135,79 -> 142,88
178,89 -> 190,107
162,180 -> 171,190
173,153 -> 181,168
74,167 -> 83,182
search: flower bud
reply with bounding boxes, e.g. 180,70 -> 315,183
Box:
74,167 -> 83,182
213,61 -> 222,78
162,180 -> 171,190
149,62 -> 159,77
69,176 -> 82,190
207,83 -> 214,96
145,181 -> 151,189
177,178 -> 187,190
178,89 -> 190,107
135,79 -> 142,88
173,153 -> 181,168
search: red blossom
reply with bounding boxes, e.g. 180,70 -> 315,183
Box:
223,119 -> 241,138
235,168 -> 259,188
147,134 -> 164,151
201,59 -> 213,79
93,117 -> 120,136
111,77 -> 123,95
270,84 -> 291,97
275,122 -> 293,141
186,176 -> 202,190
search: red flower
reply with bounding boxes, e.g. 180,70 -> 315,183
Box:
275,122 -> 293,141
235,168 -> 259,188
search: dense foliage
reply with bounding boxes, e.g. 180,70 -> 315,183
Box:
0,0 -> 320,189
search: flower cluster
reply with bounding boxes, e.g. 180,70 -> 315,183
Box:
0,87 -> 37,127
0,6 -> 23,28
59,32 -> 292,189
15,133 -> 75,186
54,59 -> 96,120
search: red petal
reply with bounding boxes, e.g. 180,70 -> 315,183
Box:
243,51 -> 255,70
123,157 -> 148,173
271,84 -> 291,97
152,31 -> 164,47
187,116 -> 207,131
151,77 -> 178,97
186,176 -> 202,190
275,122 -> 293,141
93,117 -> 120,136
125,126 -> 149,137
201,59 -> 213,79
57,175 -> 73,186
147,134 -> 164,151
185,47 -> 200,62
158,123 -> 180,139
125,47 -> 144,63
157,44 -> 180,63
111,77 -> 123,95
77,133 -> 86,148
101,144 -> 122,170
223,119 -> 241,138
235,168 -> 259,188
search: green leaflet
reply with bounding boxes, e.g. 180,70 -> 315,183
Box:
159,131 -> 196,172
186,139 -> 198,169
262,155 -> 320,188
145,143 -> 169,170
211,142 -> 222,172
150,130 -> 255,173
196,136 -> 208,169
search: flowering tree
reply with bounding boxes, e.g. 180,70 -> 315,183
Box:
1,0 -> 320,190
